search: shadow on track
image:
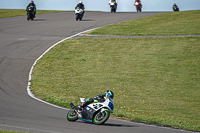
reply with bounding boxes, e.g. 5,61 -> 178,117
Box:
80,19 -> 95,21
75,121 -> 139,128
102,123 -> 139,128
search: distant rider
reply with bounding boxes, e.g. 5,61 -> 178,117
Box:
75,1 -> 85,15
109,0 -> 118,6
76,90 -> 114,111
135,0 -> 142,8
26,0 -> 36,17
172,3 -> 179,11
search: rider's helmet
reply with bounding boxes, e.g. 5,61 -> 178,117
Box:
31,0 -> 34,3
79,1 -> 82,4
105,90 -> 114,99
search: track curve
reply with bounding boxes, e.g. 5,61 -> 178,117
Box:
0,12 -> 192,133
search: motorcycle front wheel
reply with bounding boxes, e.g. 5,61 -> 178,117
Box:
67,109 -> 78,122
93,109 -> 110,125
76,14 -> 79,21
27,14 -> 30,21
136,7 -> 139,12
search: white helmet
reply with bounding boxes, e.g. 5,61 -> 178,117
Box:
79,1 -> 82,4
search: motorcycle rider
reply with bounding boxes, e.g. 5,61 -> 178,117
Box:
172,3 -> 179,11
26,0 -> 36,17
76,90 -> 114,111
75,1 -> 85,15
109,0 -> 118,6
173,3 -> 177,7
135,0 -> 142,8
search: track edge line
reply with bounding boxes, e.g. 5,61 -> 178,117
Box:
26,28 -> 98,111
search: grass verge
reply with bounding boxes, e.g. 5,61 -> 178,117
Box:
0,9 -> 67,18
88,10 -> 200,35
30,36 -> 200,131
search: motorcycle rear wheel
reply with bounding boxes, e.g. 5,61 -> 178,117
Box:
93,109 -> 110,125
67,109 -> 78,122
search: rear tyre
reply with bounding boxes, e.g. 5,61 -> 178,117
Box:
93,109 -> 110,125
67,109 -> 78,122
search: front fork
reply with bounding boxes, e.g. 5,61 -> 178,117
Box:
69,102 -> 82,118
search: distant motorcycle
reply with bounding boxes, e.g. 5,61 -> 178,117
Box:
110,2 -> 117,13
75,7 -> 84,21
173,5 -> 179,12
134,2 -> 142,12
26,6 -> 35,21
67,96 -> 114,125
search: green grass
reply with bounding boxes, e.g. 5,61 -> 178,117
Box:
23,10 -> 200,131
0,9 -> 66,18
31,36 -> 200,131
88,10 -> 200,35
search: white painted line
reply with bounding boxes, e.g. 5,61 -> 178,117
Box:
27,28 -> 98,110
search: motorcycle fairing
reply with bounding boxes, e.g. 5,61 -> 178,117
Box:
108,101 -> 114,111
81,106 -> 96,120
27,6 -> 34,15
78,118 -> 92,123
27,6 -> 34,12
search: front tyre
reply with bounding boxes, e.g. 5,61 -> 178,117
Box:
79,14 -> 83,21
93,109 -> 110,125
67,109 -> 78,122
27,14 -> 30,21
136,7 -> 139,12
76,14 -> 79,21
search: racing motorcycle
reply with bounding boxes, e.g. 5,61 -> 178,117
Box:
110,2 -> 117,13
26,6 -> 35,21
75,7 -> 84,21
134,2 -> 142,12
173,5 -> 179,12
67,96 -> 114,125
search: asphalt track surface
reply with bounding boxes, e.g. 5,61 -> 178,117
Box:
0,12 -> 194,133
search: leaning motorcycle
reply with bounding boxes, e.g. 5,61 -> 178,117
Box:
134,2 -> 142,12
173,5 -> 179,12
110,2 -> 117,13
27,6 -> 35,21
75,7 -> 83,21
67,96 -> 114,125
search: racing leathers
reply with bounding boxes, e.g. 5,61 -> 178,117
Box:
26,2 -> 36,17
75,3 -> 85,15
109,0 -> 118,6
77,94 -> 106,110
